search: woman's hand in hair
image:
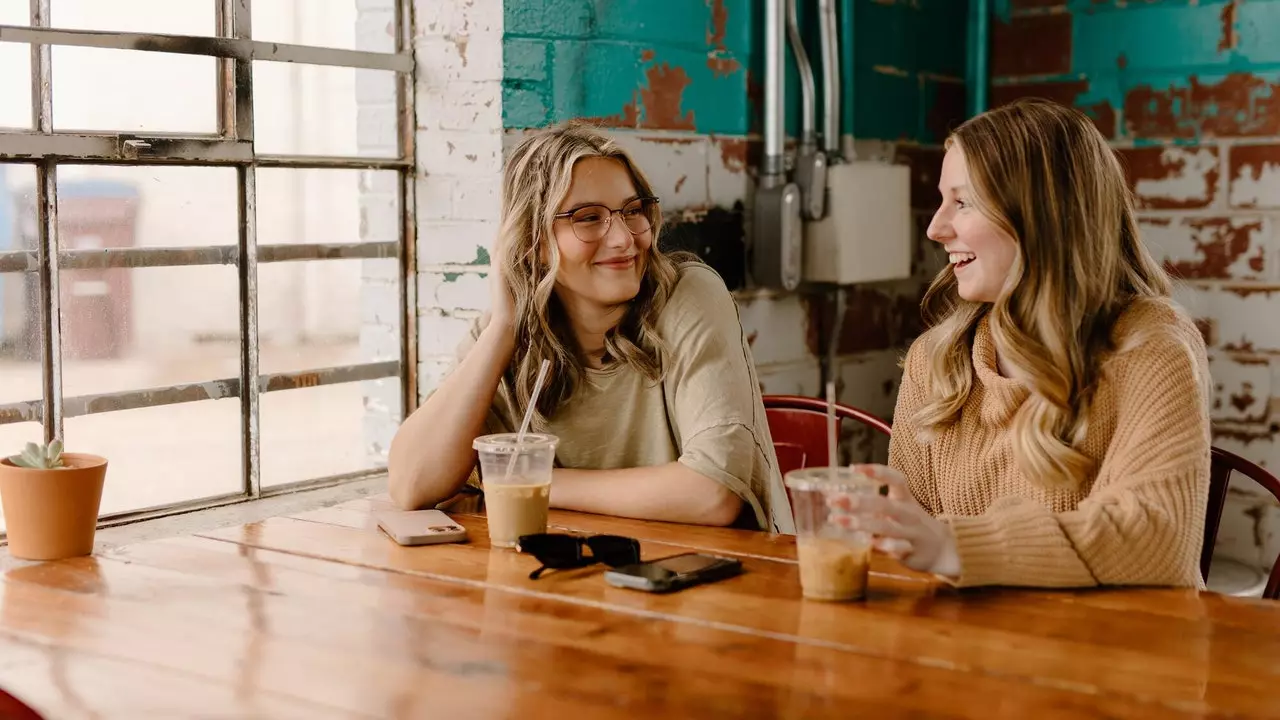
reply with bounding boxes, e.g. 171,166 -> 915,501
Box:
827,465 -> 962,580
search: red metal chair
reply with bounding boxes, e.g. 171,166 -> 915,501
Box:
1204,447 -> 1280,600
762,395 -> 891,478
763,394 -> 1279,600
0,688 -> 44,720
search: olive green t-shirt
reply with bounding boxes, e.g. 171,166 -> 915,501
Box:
451,262 -> 795,534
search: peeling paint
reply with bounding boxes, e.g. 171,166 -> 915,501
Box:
1125,73 -> 1280,139
1218,0 -> 1239,53
1229,144 -> 1280,209
1146,216 -> 1267,281
705,0 -> 742,78
592,62 -> 696,131
1121,147 -> 1218,209
714,137 -> 749,175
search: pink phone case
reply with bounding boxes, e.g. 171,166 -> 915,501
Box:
375,509 -> 468,546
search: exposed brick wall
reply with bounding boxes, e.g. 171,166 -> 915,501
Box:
992,0 -> 1280,576
412,0 -> 506,406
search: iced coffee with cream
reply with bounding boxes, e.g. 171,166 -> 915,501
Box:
786,466 -> 884,601
473,433 -> 558,549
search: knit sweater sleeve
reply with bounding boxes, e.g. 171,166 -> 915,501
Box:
888,341 -> 943,515
943,326 -> 1211,589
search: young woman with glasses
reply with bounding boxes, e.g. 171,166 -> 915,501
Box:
389,121 -> 795,534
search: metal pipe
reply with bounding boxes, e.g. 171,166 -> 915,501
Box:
763,0 -> 785,178
967,0 -> 990,116
786,0 -> 816,149
818,0 -> 840,156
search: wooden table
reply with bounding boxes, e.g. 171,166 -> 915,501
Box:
2,494 -> 1279,719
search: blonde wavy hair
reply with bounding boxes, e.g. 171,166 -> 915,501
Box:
912,98 -> 1182,490
497,121 -> 693,427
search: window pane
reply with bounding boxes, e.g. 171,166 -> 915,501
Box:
60,266 -> 239,397
0,422 -> 45,533
51,0 -> 215,35
253,61 -> 397,157
0,272 -> 39,405
260,381 -> 398,488
52,47 -> 216,133
67,400 -> 243,517
256,169 -> 399,245
258,258 -> 399,375
253,0 -> 396,54
0,42 -> 32,130
58,166 -> 237,248
1,166 -> 38,405
0,2 -> 28,24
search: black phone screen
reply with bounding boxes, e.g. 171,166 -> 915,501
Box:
654,553 -> 725,576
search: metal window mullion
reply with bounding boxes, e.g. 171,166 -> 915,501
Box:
396,0 -> 418,416
0,361 -> 401,426
29,0 -> 51,133
0,25 -> 412,72
34,164 -> 61,444
30,0 -> 61,445
216,0 -> 235,137
232,0 -> 261,498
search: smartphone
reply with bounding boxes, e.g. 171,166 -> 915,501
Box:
375,509 -> 468,546
603,552 -> 743,593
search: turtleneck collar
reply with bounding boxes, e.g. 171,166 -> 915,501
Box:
971,315 -> 1030,426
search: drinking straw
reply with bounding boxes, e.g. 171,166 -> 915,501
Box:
825,380 -> 837,483
505,358 -> 551,479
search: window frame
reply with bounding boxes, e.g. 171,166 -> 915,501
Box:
0,0 -> 418,528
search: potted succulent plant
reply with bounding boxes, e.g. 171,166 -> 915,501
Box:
0,441 -> 107,560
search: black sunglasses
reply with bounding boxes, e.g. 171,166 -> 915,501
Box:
516,533 -> 641,580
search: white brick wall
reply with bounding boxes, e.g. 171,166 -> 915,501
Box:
413,0 -> 506,404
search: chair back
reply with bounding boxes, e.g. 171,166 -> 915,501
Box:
1205,447 -> 1280,600
762,395 -> 892,478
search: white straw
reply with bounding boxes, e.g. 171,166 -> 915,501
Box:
505,359 -> 551,479
825,380 -> 837,483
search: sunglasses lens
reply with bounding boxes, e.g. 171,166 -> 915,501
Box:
586,535 -> 641,567
517,534 -> 584,568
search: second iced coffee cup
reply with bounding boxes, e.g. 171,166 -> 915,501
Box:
474,432 -> 558,548
785,466 -> 884,601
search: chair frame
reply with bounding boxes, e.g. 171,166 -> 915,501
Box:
1206,447 -> 1280,600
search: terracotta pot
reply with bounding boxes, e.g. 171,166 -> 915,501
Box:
0,453 -> 107,561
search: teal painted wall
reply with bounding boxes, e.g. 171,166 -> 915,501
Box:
504,0 -> 969,144
991,0 -> 1280,144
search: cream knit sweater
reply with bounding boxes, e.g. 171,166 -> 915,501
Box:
889,300 -> 1212,589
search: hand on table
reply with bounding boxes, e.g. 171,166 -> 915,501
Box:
826,464 -> 962,579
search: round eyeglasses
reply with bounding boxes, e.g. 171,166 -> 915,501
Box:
553,196 -> 660,243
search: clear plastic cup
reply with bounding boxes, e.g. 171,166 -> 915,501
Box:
473,433 -> 558,549
785,466 -> 886,601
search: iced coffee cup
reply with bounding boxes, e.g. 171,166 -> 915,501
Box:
785,467 -> 884,601
473,433 -> 558,549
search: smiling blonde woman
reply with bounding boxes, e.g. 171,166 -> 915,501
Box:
830,98 -> 1212,590
389,121 -> 793,534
